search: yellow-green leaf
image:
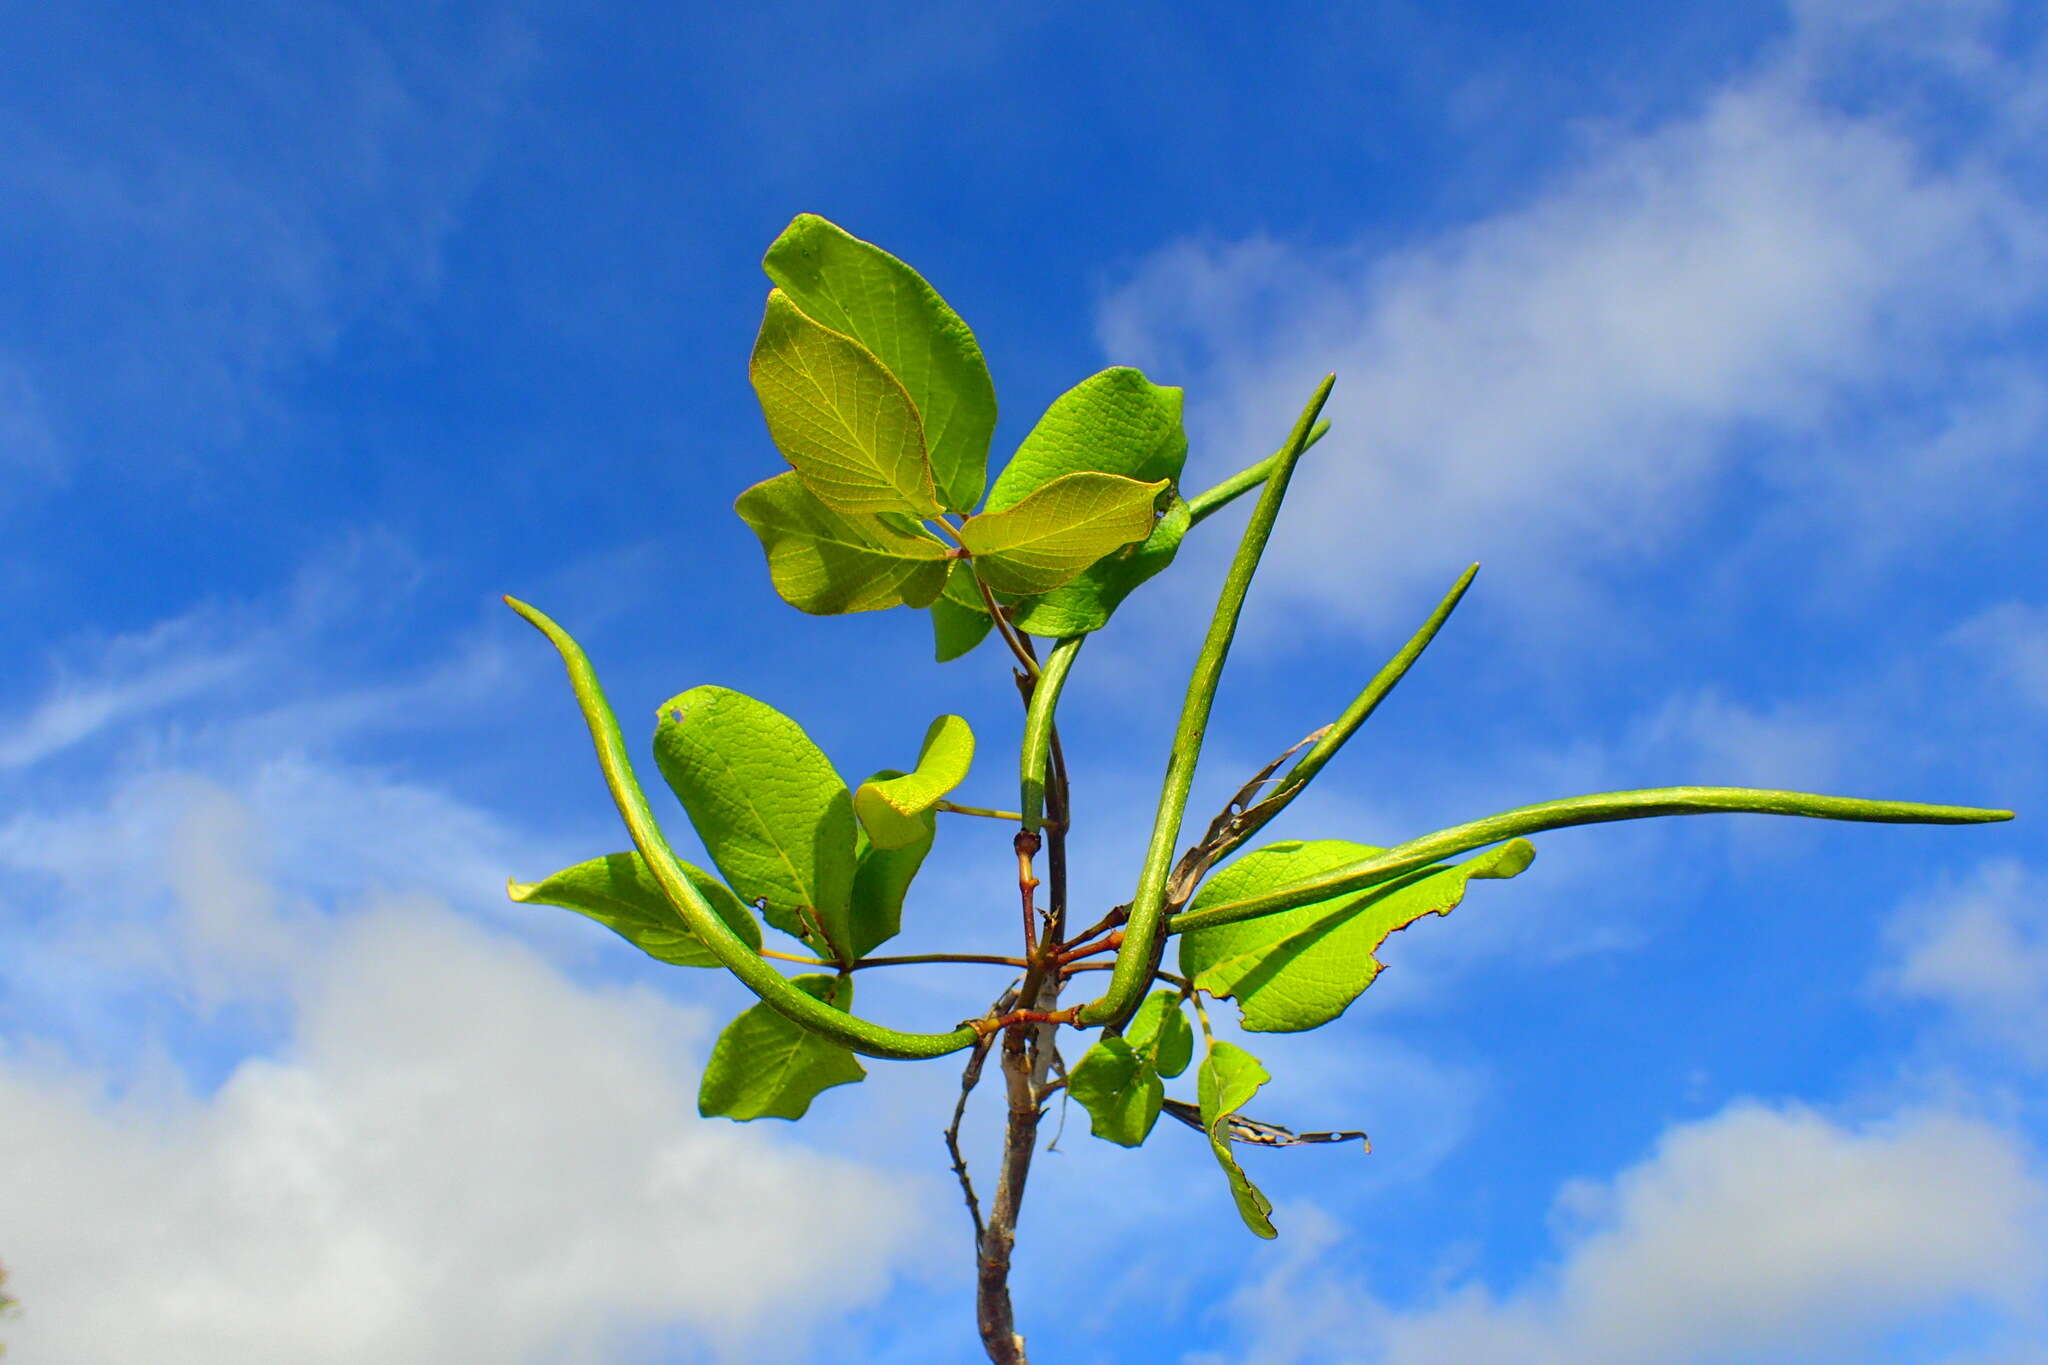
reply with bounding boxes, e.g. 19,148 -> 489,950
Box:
984,367 -> 1185,512
764,215 -> 995,515
853,714 -> 975,849
957,471 -> 1169,596
750,289 -> 941,518
1010,493 -> 1192,638
1199,1040 -> 1276,1238
847,769 -> 935,958
735,472 -> 949,614
508,851 -> 762,967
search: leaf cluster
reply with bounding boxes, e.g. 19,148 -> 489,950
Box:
505,215 -> 2015,1262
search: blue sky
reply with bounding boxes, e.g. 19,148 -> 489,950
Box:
3,1 -> 2046,1361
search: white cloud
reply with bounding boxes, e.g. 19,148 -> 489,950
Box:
1883,859 -> 2048,1068
0,794 -> 932,1365
1198,1100 -> 2048,1365
0,643 -> 250,771
1097,2 -> 2048,635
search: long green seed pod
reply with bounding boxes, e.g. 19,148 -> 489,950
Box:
507,595 -> 979,1061
1219,562 -> 1480,859
1079,375 -> 1337,1030
1168,786 -> 2015,936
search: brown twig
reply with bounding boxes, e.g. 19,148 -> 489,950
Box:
1059,902 -> 1129,954
1165,724 -> 1332,908
1054,930 -> 1122,965
1014,829 -> 1043,957
946,990 -> 1011,1249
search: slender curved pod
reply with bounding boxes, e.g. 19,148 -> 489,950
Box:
1169,785 -> 2014,935
506,595 -> 980,1061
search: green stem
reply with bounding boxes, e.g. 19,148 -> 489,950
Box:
1184,419 -> 1332,526
937,801 -> 1028,822
1078,375 -> 1336,1030
1020,636 -> 1084,834
505,595 -> 980,1061
1168,786 -> 2015,936
763,949 -> 1035,971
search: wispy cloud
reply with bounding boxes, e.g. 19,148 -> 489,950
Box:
1096,1 -> 2048,636
1882,859 -> 2048,1070
0,5 -> 534,471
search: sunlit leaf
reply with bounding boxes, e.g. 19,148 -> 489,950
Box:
1010,493 -> 1191,638
698,974 -> 866,1120
957,471 -> 1169,596
764,214 -> 995,514
847,769 -> 935,958
854,715 -> 975,849
735,472 -> 949,614
750,289 -> 941,518
509,851 -> 762,967
1199,1039 -> 1276,1238
1179,838 -> 1535,1032
653,685 -> 858,961
984,367 -> 1185,511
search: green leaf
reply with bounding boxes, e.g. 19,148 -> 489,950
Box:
764,215 -> 996,515
930,589 -> 994,662
853,715 -> 975,849
977,368 -> 1189,635
1010,493 -> 1191,638
698,974 -> 867,1120
1199,1040 -> 1277,1238
1180,838 -> 1536,1032
957,471 -> 1170,596
847,769 -> 935,958
985,368 -> 1187,511
1066,1035 -> 1164,1147
1125,988 -> 1194,1078
750,289 -> 941,518
653,685 -> 858,961
734,472 -> 949,615
509,851 -> 763,967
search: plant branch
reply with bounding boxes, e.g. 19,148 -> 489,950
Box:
1060,962 -> 1191,991
974,571 -> 1041,679
939,801 -> 1029,822
947,1000 -> 1007,1250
